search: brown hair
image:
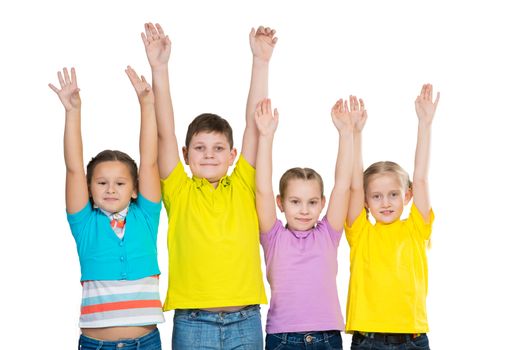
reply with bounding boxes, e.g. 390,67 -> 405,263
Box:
279,167 -> 324,199
185,113 -> 234,149
86,150 -> 138,203
363,161 -> 412,194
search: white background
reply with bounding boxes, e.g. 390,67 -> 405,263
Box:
1,0 -> 523,348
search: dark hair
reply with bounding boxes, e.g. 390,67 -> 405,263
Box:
279,167 -> 324,199
185,113 -> 234,149
86,150 -> 138,202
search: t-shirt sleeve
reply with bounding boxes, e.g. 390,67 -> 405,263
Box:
136,193 -> 162,232
160,161 -> 188,211
230,154 -> 255,197
66,201 -> 92,240
260,219 -> 284,260
320,216 -> 343,246
344,208 -> 368,247
408,204 -> 435,240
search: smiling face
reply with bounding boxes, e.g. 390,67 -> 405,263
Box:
183,131 -> 237,187
277,179 -> 326,231
89,161 -> 137,213
365,173 -> 411,224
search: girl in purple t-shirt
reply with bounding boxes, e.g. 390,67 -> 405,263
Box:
254,97 -> 367,349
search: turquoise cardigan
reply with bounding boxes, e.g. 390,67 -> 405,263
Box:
67,193 -> 161,281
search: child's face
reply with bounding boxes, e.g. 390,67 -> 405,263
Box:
89,161 -> 137,213
277,179 -> 325,231
183,131 -> 237,187
365,173 -> 411,224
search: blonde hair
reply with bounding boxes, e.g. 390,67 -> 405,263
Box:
363,161 -> 412,194
279,167 -> 324,199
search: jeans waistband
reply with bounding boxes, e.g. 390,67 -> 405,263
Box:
174,305 -> 260,324
270,330 -> 340,344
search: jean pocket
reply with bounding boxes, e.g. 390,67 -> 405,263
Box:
407,334 -> 430,350
265,334 -> 285,350
350,334 -> 370,350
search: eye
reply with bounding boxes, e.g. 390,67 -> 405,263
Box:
215,146 -> 224,152
194,146 -> 204,151
290,199 -> 299,205
97,181 -> 106,185
390,191 -> 400,198
309,200 -> 318,206
372,194 -> 381,200
117,182 -> 126,186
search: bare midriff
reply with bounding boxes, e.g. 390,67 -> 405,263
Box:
81,325 -> 156,341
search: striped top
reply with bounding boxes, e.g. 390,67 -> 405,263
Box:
79,276 -> 165,328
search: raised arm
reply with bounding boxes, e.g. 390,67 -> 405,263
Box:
142,22 -> 179,179
125,66 -> 161,202
49,67 -> 88,213
243,26 -> 278,166
326,98 -> 355,231
346,97 -> 368,226
413,83 -> 439,221
254,99 -> 279,233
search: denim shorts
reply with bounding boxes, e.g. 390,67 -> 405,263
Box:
350,332 -> 430,350
265,331 -> 342,350
78,327 -> 161,350
172,305 -> 263,349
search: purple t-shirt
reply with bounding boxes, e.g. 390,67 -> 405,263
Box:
260,216 -> 345,334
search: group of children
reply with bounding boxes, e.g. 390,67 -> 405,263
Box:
50,23 -> 439,350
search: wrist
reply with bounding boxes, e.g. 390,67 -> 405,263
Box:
151,64 -> 169,73
253,56 -> 270,66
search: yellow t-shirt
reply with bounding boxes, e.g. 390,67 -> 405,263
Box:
345,205 -> 434,333
161,155 -> 267,310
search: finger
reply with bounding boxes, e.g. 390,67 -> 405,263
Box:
71,67 -> 77,86
270,29 -> 276,37
434,91 -> 440,107
250,27 -> 255,38
48,83 -> 60,94
57,70 -> 66,88
344,100 -> 349,114
267,99 -> 272,115
141,32 -> 148,46
359,98 -> 365,111
264,27 -> 271,35
272,37 -> 278,45
146,22 -> 154,39
273,108 -> 279,123
257,26 -> 264,35
63,67 -> 71,85
427,84 -> 433,101
156,23 -> 165,37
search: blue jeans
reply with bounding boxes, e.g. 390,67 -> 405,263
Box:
350,332 -> 430,350
78,327 -> 161,350
172,305 -> 263,349
265,331 -> 342,350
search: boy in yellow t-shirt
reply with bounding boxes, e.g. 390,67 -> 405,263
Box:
141,23 -> 277,349
345,84 -> 440,350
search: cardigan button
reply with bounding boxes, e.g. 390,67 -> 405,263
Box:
120,256 -> 124,261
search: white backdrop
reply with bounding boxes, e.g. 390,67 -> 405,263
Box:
1,0 -> 523,348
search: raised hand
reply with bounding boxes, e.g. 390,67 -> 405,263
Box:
125,66 -> 154,105
254,98 -> 279,137
249,26 -> 278,62
142,22 -> 171,68
49,67 -> 81,112
350,95 -> 367,132
415,83 -> 439,124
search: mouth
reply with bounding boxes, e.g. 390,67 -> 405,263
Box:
380,210 -> 394,215
104,198 -> 119,201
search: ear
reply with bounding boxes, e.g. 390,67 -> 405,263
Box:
276,195 -> 284,212
182,147 -> 189,165
131,188 -> 138,200
321,196 -> 326,210
228,147 -> 238,166
404,188 -> 413,205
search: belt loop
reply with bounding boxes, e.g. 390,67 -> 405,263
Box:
136,337 -> 141,350
96,341 -> 103,350
282,333 -> 288,344
323,332 -> 329,343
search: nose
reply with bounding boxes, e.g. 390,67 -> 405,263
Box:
381,197 -> 390,207
300,203 -> 309,214
204,149 -> 214,159
106,183 -> 116,194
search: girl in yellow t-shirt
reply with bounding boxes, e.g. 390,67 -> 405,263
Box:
345,84 -> 439,350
